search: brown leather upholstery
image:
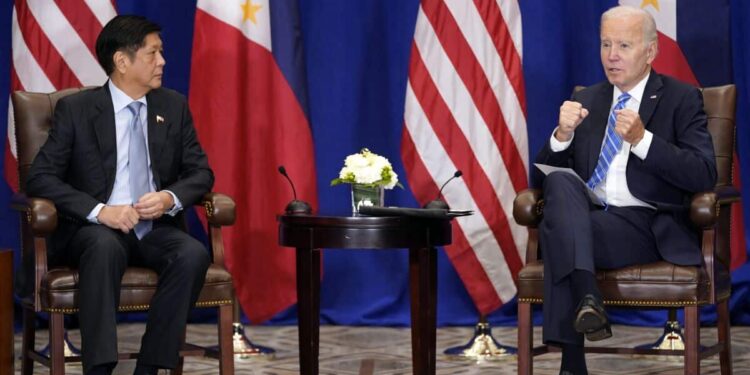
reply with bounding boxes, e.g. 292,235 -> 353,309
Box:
517,261 -> 712,305
40,265 -> 233,312
513,85 -> 738,375
11,89 -> 235,374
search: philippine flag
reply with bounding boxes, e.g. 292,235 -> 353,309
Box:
189,0 -> 318,323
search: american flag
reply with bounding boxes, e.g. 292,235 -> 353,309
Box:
401,0 -> 528,314
6,0 -> 116,190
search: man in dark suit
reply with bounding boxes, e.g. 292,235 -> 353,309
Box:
533,6 -> 716,374
26,15 -> 214,375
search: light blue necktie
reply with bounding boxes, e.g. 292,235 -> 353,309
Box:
127,102 -> 152,239
586,92 -> 631,190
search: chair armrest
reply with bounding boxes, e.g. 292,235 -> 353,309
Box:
200,193 -> 236,226
513,188 -> 543,228
10,193 -> 57,235
690,186 -> 740,229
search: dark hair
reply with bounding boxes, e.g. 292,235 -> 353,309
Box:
95,15 -> 162,75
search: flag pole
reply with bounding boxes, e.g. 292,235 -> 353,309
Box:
443,314 -> 516,361
633,308 -> 689,361
230,297 -> 276,360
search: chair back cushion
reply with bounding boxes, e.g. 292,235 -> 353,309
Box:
11,88 -> 89,192
701,85 -> 736,187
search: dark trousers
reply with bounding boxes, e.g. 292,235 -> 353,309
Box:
539,172 -> 661,345
63,224 -> 210,373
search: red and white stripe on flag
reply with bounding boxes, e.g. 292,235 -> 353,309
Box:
621,0 -> 748,269
6,0 -> 115,191
401,0 -> 528,315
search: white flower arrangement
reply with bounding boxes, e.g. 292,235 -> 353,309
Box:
331,148 -> 403,189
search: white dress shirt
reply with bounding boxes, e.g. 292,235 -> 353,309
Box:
87,80 -> 182,223
549,73 -> 654,208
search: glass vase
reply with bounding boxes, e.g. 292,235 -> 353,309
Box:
351,184 -> 384,215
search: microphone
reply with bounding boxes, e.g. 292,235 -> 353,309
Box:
423,170 -> 463,210
278,165 -> 312,215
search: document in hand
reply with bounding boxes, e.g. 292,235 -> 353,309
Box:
534,163 -> 604,206
358,206 -> 473,219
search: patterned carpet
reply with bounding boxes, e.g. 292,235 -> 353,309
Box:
14,324 -> 750,374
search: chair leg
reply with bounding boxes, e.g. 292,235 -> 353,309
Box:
717,299 -> 732,375
683,305 -> 700,375
21,308 -> 36,375
49,312 -> 65,375
172,328 -> 186,375
173,359 -> 184,375
518,302 -> 533,375
218,304 -> 234,375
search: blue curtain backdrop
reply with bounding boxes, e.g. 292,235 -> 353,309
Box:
1,0 -> 749,327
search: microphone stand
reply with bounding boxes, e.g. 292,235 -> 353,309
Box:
424,170 -> 463,210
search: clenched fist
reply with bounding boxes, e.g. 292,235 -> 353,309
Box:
613,108 -> 645,145
557,101 -> 589,141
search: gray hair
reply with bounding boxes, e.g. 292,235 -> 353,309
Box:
601,5 -> 658,44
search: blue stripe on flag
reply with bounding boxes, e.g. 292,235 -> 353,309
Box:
678,0 -> 732,86
269,0 -> 310,118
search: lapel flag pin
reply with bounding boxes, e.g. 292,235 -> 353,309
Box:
156,115 -> 165,123
650,95 -> 657,99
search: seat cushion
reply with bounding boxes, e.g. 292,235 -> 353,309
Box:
40,264 -> 233,313
517,261 -> 724,307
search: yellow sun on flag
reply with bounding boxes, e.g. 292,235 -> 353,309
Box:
641,0 -> 660,11
242,0 -> 263,24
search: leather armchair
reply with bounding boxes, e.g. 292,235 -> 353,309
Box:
513,84 -> 738,375
11,88 -> 235,375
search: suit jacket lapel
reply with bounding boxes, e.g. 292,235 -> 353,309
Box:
93,84 -> 118,199
146,91 -> 169,190
639,71 -> 663,128
585,84 -> 614,177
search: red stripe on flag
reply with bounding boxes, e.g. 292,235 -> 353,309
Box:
408,45 -> 523,279
401,128 -> 502,314
54,0 -> 103,56
190,10 -> 318,323
652,32 -> 699,86
731,154 -> 748,270
473,0 -> 527,115
4,68 -> 24,191
420,0 -> 527,194
14,1 -> 83,89
3,141 -> 19,192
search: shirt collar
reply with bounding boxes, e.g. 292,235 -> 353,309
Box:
108,80 -> 147,114
613,72 -> 650,104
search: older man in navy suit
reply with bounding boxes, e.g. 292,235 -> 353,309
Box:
534,6 -> 716,374
27,15 -> 213,375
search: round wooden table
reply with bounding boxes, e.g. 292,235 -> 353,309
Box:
278,214 -> 453,375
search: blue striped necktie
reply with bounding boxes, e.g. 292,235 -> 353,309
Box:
586,92 -> 631,190
127,102 -> 152,239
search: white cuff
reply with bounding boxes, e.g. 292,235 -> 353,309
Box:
630,130 -> 653,160
87,203 -> 105,224
550,127 -> 574,152
163,190 -> 183,216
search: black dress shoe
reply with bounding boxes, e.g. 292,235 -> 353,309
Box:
574,294 -> 611,341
